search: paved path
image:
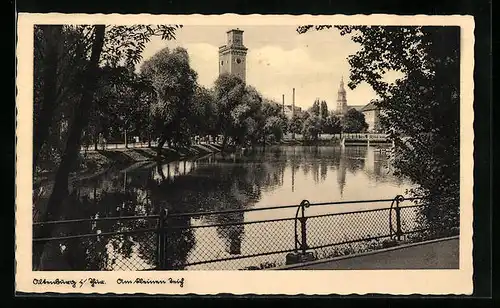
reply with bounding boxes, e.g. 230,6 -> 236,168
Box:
282,237 -> 459,270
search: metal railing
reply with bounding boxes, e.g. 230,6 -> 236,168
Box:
32,195 -> 458,271
282,133 -> 390,142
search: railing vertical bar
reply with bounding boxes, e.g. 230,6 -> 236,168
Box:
158,209 -> 166,270
395,197 -> 402,241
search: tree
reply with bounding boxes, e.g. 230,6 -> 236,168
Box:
297,25 -> 461,230
261,99 -> 288,140
34,25 -> 182,269
310,99 -> 320,116
264,116 -> 285,143
140,47 -> 198,151
342,108 -> 368,133
213,74 -> 245,148
213,74 -> 264,148
320,100 -> 329,119
191,86 -> 218,139
288,112 -> 304,135
34,26 -> 91,170
302,115 -> 322,143
37,26 -> 107,268
230,85 -> 263,146
323,114 -> 342,134
86,65 -> 149,149
261,99 -> 283,118
115,67 -> 151,147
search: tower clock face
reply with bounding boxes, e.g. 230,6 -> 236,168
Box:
236,58 -> 242,64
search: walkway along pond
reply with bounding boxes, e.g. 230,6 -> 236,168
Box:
32,145 -> 457,270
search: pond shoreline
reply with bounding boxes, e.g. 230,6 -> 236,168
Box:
34,143 -> 223,189
34,141 -> 391,189
33,144 -> 412,270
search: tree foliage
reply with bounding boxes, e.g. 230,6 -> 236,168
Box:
310,99 -> 320,116
140,47 -> 198,149
298,25 -> 460,229
320,100 -> 329,119
322,113 -> 342,134
191,86 -> 218,137
213,74 -> 267,147
342,108 -> 368,133
34,24 -> 182,269
302,115 -> 322,143
34,26 -> 90,170
261,99 -> 287,141
287,113 -> 304,135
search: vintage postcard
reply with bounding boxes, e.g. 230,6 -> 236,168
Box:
16,13 -> 474,295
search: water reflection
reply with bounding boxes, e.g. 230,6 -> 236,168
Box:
34,145 -> 412,270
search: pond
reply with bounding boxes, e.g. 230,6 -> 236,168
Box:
34,145 -> 417,271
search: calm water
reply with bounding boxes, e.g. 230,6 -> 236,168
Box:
35,145 -> 417,271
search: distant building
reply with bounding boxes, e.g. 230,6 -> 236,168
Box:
336,76 -> 348,115
284,105 -> 302,119
349,105 -> 365,112
219,29 -> 248,83
360,100 -> 381,132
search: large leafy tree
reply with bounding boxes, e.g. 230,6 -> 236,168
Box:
287,112 -> 304,135
86,65 -> 149,149
323,113 -> 342,134
301,115 -> 322,143
297,25 -> 460,230
112,66 -> 151,147
213,73 -> 246,148
213,74 -> 264,148
140,47 -> 198,150
342,108 -> 368,133
34,25 -> 182,268
230,86 -> 264,146
191,85 -> 219,139
34,26 -> 90,170
261,99 -> 287,142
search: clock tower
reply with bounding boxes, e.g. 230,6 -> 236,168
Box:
219,29 -> 248,83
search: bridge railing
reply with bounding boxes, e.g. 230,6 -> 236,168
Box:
32,196 -> 458,271
340,133 -> 389,140
282,133 -> 390,142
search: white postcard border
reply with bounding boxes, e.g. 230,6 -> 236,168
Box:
16,13 -> 475,295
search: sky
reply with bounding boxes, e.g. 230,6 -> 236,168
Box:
137,25 -> 399,111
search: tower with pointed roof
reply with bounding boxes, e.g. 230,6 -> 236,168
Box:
336,76 -> 348,115
219,29 -> 248,83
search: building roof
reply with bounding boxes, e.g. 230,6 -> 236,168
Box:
361,101 -> 380,112
284,105 -> 301,112
349,105 -> 365,111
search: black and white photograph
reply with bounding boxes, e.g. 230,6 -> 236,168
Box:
16,13 -> 474,295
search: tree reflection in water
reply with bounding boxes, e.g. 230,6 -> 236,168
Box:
155,150 -> 287,267
34,145 -> 407,270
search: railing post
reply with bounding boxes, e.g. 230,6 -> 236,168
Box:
158,208 -> 168,270
298,200 -> 310,255
300,215 -> 308,255
395,197 -> 402,241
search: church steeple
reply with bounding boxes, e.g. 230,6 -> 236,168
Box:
336,76 -> 348,114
